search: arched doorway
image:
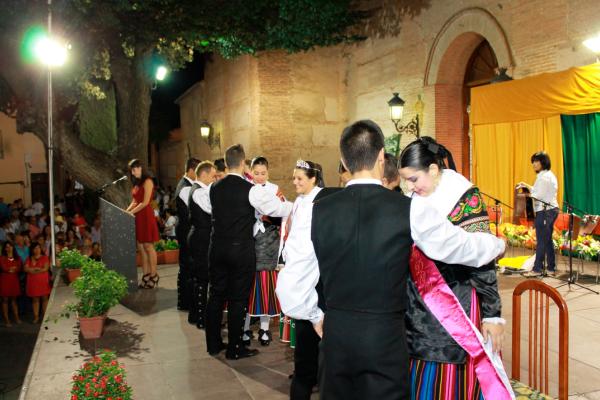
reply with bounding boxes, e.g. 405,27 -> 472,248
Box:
423,7 -> 513,178
462,40 -> 499,178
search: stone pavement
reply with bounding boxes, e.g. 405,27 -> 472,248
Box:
15,256 -> 600,399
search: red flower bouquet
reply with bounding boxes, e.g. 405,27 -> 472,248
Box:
70,350 -> 132,400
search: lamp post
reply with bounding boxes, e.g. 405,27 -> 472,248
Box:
387,93 -> 420,156
34,0 -> 68,266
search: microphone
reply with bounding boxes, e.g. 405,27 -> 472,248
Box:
96,175 -> 128,194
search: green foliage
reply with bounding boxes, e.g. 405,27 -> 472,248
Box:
58,249 -> 87,270
67,259 -> 128,318
164,239 -> 179,250
384,133 -> 401,157
70,350 -> 133,400
78,83 -> 117,153
154,240 -> 165,252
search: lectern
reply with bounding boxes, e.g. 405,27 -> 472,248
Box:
100,198 -> 138,292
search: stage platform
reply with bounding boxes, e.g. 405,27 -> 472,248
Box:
13,257 -> 600,400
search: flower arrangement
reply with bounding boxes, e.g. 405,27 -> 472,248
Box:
492,222 -> 600,260
70,350 -> 132,400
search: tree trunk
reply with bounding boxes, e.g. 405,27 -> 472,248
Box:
112,50 -> 152,164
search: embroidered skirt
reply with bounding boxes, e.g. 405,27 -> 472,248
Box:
248,270 -> 281,316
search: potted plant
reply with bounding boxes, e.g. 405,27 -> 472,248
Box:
162,239 -> 179,264
58,249 -> 87,283
70,350 -> 133,400
154,240 -> 166,264
63,259 -> 128,339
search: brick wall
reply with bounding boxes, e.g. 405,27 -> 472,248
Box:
177,0 -> 600,192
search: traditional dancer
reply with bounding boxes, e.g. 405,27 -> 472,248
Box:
275,159 -> 330,399
199,144 -> 292,359
187,161 -> 217,328
399,137 -> 513,400
306,120 -> 505,400
243,157 -> 286,346
174,158 -> 200,310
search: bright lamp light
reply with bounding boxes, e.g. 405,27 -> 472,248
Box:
388,93 -> 405,123
33,36 -> 68,67
156,65 -> 168,81
583,35 -> 600,53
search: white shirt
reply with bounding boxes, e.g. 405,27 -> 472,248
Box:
164,215 -> 177,237
276,186 -> 323,324
32,202 -> 44,215
530,170 -> 559,212
253,181 -> 281,236
178,176 -> 195,206
277,176 -> 505,324
197,174 -> 292,219
191,180 -> 209,210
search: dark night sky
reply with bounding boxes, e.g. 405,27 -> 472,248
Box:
150,52 -> 205,137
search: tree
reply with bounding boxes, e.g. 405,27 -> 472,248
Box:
0,0 -> 365,206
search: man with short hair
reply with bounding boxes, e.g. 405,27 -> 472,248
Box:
306,120 -> 505,399
175,158 -> 200,311
213,158 -> 227,181
201,145 -> 291,359
187,161 -> 217,328
382,152 -> 402,191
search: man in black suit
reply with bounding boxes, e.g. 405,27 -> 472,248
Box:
311,120 -> 505,399
175,158 -> 200,311
203,144 -> 291,359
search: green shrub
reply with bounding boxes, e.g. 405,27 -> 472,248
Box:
66,259 -> 128,318
164,239 -> 179,250
58,249 -> 87,270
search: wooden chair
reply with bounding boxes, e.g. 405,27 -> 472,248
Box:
512,280 -> 569,399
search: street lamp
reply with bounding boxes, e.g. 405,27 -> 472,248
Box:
387,93 -> 420,156
155,65 -> 168,81
34,0 -> 69,267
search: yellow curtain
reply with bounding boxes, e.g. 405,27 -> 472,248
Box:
471,63 -> 600,124
472,116 -> 563,216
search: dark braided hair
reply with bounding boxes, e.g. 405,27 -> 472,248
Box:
399,136 -> 456,172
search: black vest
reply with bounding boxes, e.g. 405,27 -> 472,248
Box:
209,175 -> 254,242
188,183 -> 212,233
175,176 -> 193,232
312,184 -> 413,313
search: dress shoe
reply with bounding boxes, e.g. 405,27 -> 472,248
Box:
225,347 -> 259,360
258,329 -> 272,346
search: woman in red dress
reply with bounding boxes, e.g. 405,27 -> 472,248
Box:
0,242 -> 22,326
24,242 -> 51,323
126,159 -> 160,288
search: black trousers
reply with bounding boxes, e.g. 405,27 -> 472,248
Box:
205,240 -> 255,355
187,227 -> 210,326
290,319 -> 320,400
320,310 -> 409,400
176,224 -> 191,309
534,208 -> 559,272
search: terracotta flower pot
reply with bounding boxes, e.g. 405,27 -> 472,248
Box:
79,314 -> 107,340
156,251 -> 166,265
163,249 -> 179,264
66,268 -> 81,283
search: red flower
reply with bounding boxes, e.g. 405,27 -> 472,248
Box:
115,375 -> 123,383
78,376 -> 84,382
111,360 -> 118,366
71,395 -> 78,400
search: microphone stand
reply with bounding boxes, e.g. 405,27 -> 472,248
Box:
480,192 -> 513,238
96,176 -> 128,195
553,201 -> 599,294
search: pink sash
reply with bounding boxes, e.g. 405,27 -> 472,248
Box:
410,246 -> 514,399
